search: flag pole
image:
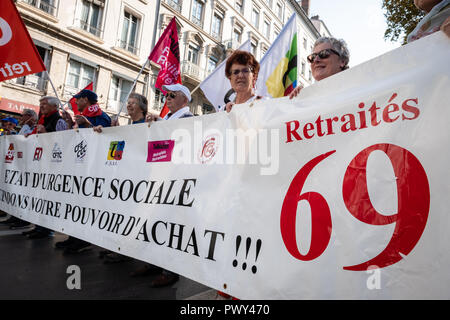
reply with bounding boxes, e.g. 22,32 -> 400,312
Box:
114,59 -> 149,120
45,71 -> 64,111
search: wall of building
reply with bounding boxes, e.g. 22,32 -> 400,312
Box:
1,0 -> 329,123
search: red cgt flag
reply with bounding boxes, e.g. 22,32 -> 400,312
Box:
148,17 -> 182,118
0,0 -> 46,82
68,82 -> 94,115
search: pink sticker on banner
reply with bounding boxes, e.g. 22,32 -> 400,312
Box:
147,140 -> 175,162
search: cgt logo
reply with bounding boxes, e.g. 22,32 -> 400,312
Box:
0,17 -> 12,46
5,143 -> 14,163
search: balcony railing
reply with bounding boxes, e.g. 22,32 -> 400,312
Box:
117,39 -> 139,56
23,0 -> 59,17
165,0 -> 182,12
74,18 -> 103,38
181,61 -> 205,81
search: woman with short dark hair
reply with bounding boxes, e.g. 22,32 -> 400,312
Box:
224,50 -> 262,113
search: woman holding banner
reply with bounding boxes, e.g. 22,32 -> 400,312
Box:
224,50 -> 263,113
289,36 -> 350,98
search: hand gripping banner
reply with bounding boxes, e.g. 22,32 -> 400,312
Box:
1,32 -> 449,299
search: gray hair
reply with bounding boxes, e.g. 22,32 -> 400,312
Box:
22,109 -> 38,121
40,96 -> 60,107
314,37 -> 350,70
128,92 -> 148,116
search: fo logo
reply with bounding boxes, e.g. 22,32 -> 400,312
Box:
0,18 -> 12,46
5,143 -> 14,163
33,147 -> 43,161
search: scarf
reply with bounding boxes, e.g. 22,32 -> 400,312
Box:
407,0 -> 450,43
81,103 -> 103,118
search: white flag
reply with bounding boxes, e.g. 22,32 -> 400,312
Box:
200,40 -> 252,112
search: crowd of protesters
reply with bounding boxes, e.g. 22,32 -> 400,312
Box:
1,0 -> 449,295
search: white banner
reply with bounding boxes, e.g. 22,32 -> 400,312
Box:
1,32 -> 449,299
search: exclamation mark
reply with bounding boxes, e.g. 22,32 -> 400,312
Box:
232,235 -> 241,268
252,239 -> 262,274
242,237 -> 251,271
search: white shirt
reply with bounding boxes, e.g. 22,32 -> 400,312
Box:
163,107 -> 192,120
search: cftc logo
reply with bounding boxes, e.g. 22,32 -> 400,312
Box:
51,143 -> 63,162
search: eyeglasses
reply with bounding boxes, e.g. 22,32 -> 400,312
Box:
307,48 -> 340,63
230,67 -> 252,76
165,92 -> 177,99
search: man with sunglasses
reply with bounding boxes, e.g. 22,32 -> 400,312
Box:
289,37 -> 350,98
161,84 -> 194,120
142,83 -> 193,288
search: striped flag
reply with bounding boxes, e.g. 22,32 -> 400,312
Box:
256,14 -> 298,98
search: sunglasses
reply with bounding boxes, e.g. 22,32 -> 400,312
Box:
165,92 -> 177,99
307,48 -> 340,63
230,67 -> 252,76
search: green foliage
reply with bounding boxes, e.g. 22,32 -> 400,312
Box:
382,0 -> 425,44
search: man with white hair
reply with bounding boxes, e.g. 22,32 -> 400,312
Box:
161,83 -> 194,120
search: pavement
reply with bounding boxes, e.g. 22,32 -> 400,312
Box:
0,215 -> 218,300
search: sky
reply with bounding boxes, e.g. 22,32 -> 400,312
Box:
308,0 -> 402,67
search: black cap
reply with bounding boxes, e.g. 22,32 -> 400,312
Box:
73,89 -> 98,103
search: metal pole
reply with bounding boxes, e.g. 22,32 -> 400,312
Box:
45,71 -> 64,111
115,59 -> 149,120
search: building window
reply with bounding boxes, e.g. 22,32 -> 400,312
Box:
24,0 -> 59,16
308,69 -> 312,81
251,41 -> 258,57
235,0 -> 244,14
76,0 -> 104,37
119,11 -> 140,55
264,0 -> 271,9
14,44 -> 50,91
108,76 -> 133,114
263,20 -> 270,39
66,60 -> 96,90
211,14 -> 222,40
303,37 -> 308,49
301,61 -> 306,76
187,43 -> 200,65
154,89 -> 165,111
191,0 -> 204,27
166,0 -> 182,12
233,29 -> 241,43
276,2 -> 282,19
207,56 -> 218,74
251,9 -> 260,29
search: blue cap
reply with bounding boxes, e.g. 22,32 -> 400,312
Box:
1,117 -> 18,125
73,89 -> 98,103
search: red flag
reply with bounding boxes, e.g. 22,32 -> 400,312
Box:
68,82 -> 94,115
148,17 -> 182,118
0,0 -> 46,82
